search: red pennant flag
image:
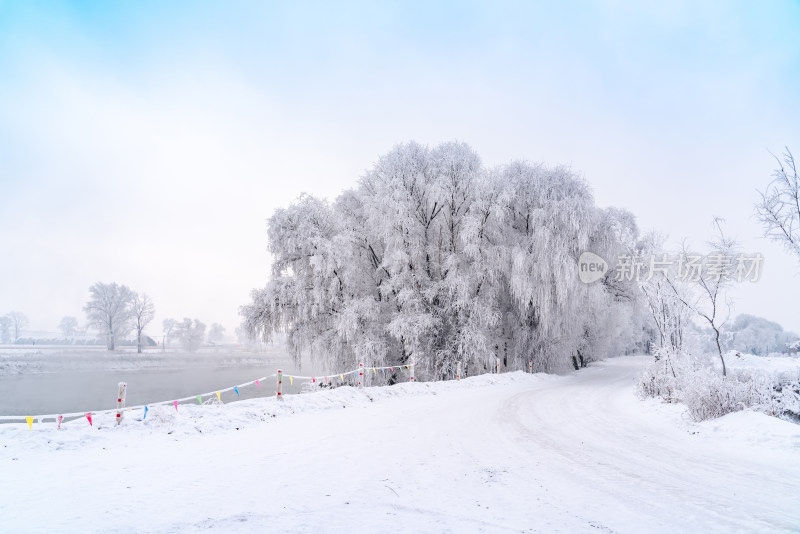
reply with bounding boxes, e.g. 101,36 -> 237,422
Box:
86,413 -> 93,426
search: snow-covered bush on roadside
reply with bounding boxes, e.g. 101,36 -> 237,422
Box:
635,348 -> 680,403
772,370 -> 800,423
637,350 -> 800,423
680,368 -> 772,421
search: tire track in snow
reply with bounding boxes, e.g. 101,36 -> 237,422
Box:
497,356 -> 800,533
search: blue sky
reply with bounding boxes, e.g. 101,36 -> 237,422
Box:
1,1 -> 799,336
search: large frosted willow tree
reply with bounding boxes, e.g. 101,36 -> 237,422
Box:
242,142 -> 642,379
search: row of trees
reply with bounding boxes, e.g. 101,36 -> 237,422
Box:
83,282 -> 228,352
241,142 -> 800,381
161,318 -> 226,351
241,142 -> 649,379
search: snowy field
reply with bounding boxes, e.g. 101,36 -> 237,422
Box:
724,350 -> 800,373
1,355 -> 798,533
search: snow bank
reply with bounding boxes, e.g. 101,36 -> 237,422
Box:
698,410 -> 800,452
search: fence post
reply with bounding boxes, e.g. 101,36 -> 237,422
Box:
528,360 -> 533,374
358,363 -> 364,388
277,370 -> 283,399
410,359 -> 415,382
457,361 -> 462,381
116,382 -> 127,426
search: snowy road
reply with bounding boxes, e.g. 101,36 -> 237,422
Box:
1,356 -> 798,533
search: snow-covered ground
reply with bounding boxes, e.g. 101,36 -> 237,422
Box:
724,350 -> 800,374
1,356 -> 798,533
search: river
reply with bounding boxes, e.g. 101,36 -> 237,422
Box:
0,345 -> 321,418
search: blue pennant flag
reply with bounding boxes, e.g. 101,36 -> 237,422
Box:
234,386 -> 240,397
143,406 -> 149,420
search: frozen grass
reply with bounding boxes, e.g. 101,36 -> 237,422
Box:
636,349 -> 800,423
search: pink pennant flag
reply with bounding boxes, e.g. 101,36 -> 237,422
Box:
86,413 -> 93,426
173,401 -> 178,411
324,376 -> 328,384
57,415 -> 63,430
312,377 -> 316,383
390,367 -> 394,372
256,380 -> 261,390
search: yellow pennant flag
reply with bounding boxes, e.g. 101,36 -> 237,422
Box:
339,374 -> 344,380
373,368 -> 376,375
26,416 -> 33,430
289,376 -> 294,385
406,365 -> 410,370
216,391 -> 221,402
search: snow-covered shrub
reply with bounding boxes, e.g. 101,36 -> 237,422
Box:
772,370 -> 800,423
142,404 -> 179,427
680,368 -> 772,422
635,348 -> 680,402
637,351 -> 800,423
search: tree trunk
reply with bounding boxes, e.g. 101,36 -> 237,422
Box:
714,328 -> 727,377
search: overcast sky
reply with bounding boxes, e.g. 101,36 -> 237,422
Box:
1,1 -> 799,338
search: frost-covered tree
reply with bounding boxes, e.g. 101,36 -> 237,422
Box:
162,318 -> 177,348
84,283 -> 133,351
637,232 -> 691,355
130,293 -> 155,353
6,311 -> 29,342
235,326 -> 250,345
0,316 -> 11,344
173,318 -> 206,352
208,323 -> 226,345
666,218 -> 739,376
756,148 -> 799,266
58,316 -> 79,338
242,142 -> 645,379
575,207 -> 649,367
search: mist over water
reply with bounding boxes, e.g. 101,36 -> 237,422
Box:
0,346 -> 321,418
